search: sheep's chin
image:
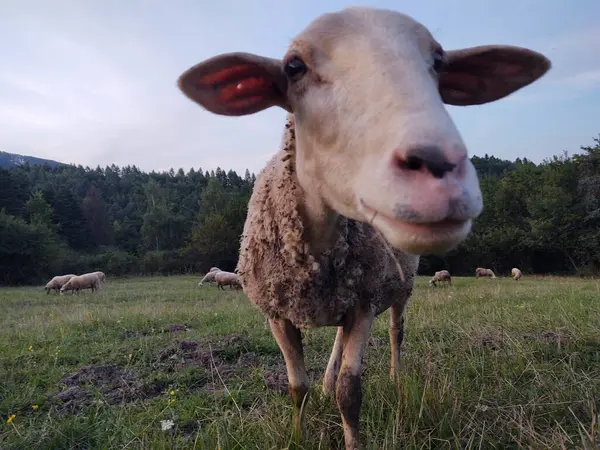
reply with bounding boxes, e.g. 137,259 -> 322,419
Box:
359,201 -> 472,255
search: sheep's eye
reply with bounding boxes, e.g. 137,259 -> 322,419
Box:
432,50 -> 444,73
284,56 -> 307,81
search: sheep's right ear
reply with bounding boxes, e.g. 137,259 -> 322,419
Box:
178,52 -> 290,116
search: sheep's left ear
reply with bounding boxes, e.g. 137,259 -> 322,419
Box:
439,45 -> 551,106
178,52 -> 290,116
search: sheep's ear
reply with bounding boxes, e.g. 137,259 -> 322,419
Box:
438,45 -> 551,106
178,52 -> 290,116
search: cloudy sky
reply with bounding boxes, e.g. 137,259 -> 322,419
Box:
1,0 -> 599,175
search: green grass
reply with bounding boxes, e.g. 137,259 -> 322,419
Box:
1,275 -> 599,449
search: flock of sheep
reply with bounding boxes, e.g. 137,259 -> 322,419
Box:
428,267 -> 523,287
44,271 -> 106,295
197,267 -> 242,290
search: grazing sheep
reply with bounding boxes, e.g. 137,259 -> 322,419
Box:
511,267 -> 523,280
91,271 -> 106,283
214,271 -> 241,290
177,7 -> 550,449
44,274 -> 76,294
476,267 -> 496,278
60,273 -> 101,295
90,271 -> 106,290
428,270 -> 452,287
198,267 -> 221,286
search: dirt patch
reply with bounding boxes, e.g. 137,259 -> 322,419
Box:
262,365 -> 322,394
368,336 -> 387,347
14,300 -> 33,309
158,333 -> 323,396
523,330 -> 573,346
157,334 -> 259,376
122,329 -> 151,339
53,364 -> 164,412
474,331 -> 506,351
122,324 -> 192,339
164,324 -> 191,334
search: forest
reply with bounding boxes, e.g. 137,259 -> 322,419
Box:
1,136 -> 599,285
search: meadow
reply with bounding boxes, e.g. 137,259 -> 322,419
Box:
1,275 -> 599,449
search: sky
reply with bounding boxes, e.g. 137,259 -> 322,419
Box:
1,0 -> 599,176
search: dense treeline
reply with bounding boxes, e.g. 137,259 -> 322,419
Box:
1,136 -> 599,285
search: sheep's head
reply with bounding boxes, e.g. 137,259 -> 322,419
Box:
178,7 -> 550,255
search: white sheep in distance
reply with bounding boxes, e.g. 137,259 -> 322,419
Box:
198,267 -> 221,286
476,267 -> 496,278
176,7 -> 550,449
90,271 -> 106,290
214,271 -> 242,290
511,267 -> 523,280
428,270 -> 452,287
60,273 -> 101,295
44,274 -> 76,294
91,271 -> 106,283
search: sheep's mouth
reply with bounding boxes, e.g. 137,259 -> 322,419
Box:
358,199 -> 469,236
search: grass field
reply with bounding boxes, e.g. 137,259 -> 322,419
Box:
1,275 -> 599,449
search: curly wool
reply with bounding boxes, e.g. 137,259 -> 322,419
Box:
237,114 -> 419,328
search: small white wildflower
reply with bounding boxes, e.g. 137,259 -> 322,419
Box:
475,404 -> 489,412
160,419 -> 175,431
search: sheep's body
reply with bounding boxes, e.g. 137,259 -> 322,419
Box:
215,271 -> 242,290
60,273 -> 101,295
428,270 -> 451,287
511,267 -> 523,280
45,274 -> 76,294
238,122 -> 418,328
198,267 -> 221,286
476,267 -> 496,278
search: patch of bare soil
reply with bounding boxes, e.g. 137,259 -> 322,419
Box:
14,300 -> 33,309
164,324 -> 191,334
53,364 -> 165,413
523,330 -> 573,346
122,323 -> 192,339
157,334 -> 258,375
158,333 -> 322,396
368,336 -> 387,347
474,330 -> 506,351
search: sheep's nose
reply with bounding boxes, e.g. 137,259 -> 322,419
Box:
394,145 -> 458,179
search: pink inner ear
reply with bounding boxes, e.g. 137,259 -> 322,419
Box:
192,63 -> 279,113
197,64 -> 257,86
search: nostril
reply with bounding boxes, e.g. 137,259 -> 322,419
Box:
396,145 -> 457,179
398,155 -> 424,172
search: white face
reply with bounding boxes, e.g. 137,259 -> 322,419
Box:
287,8 -> 483,254
177,6 -> 551,256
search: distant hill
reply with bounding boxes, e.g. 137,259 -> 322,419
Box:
0,151 -> 65,169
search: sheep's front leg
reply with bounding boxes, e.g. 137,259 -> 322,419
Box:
269,318 -> 310,440
323,326 -> 343,396
337,305 -> 376,450
389,302 -> 405,381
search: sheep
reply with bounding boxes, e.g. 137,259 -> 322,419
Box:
428,270 -> 452,287
90,271 -> 106,290
214,271 -> 242,290
91,271 -> 106,283
176,7 -> 550,449
511,267 -> 523,280
44,274 -> 76,294
198,267 -> 221,286
60,273 -> 101,295
475,267 -> 496,278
